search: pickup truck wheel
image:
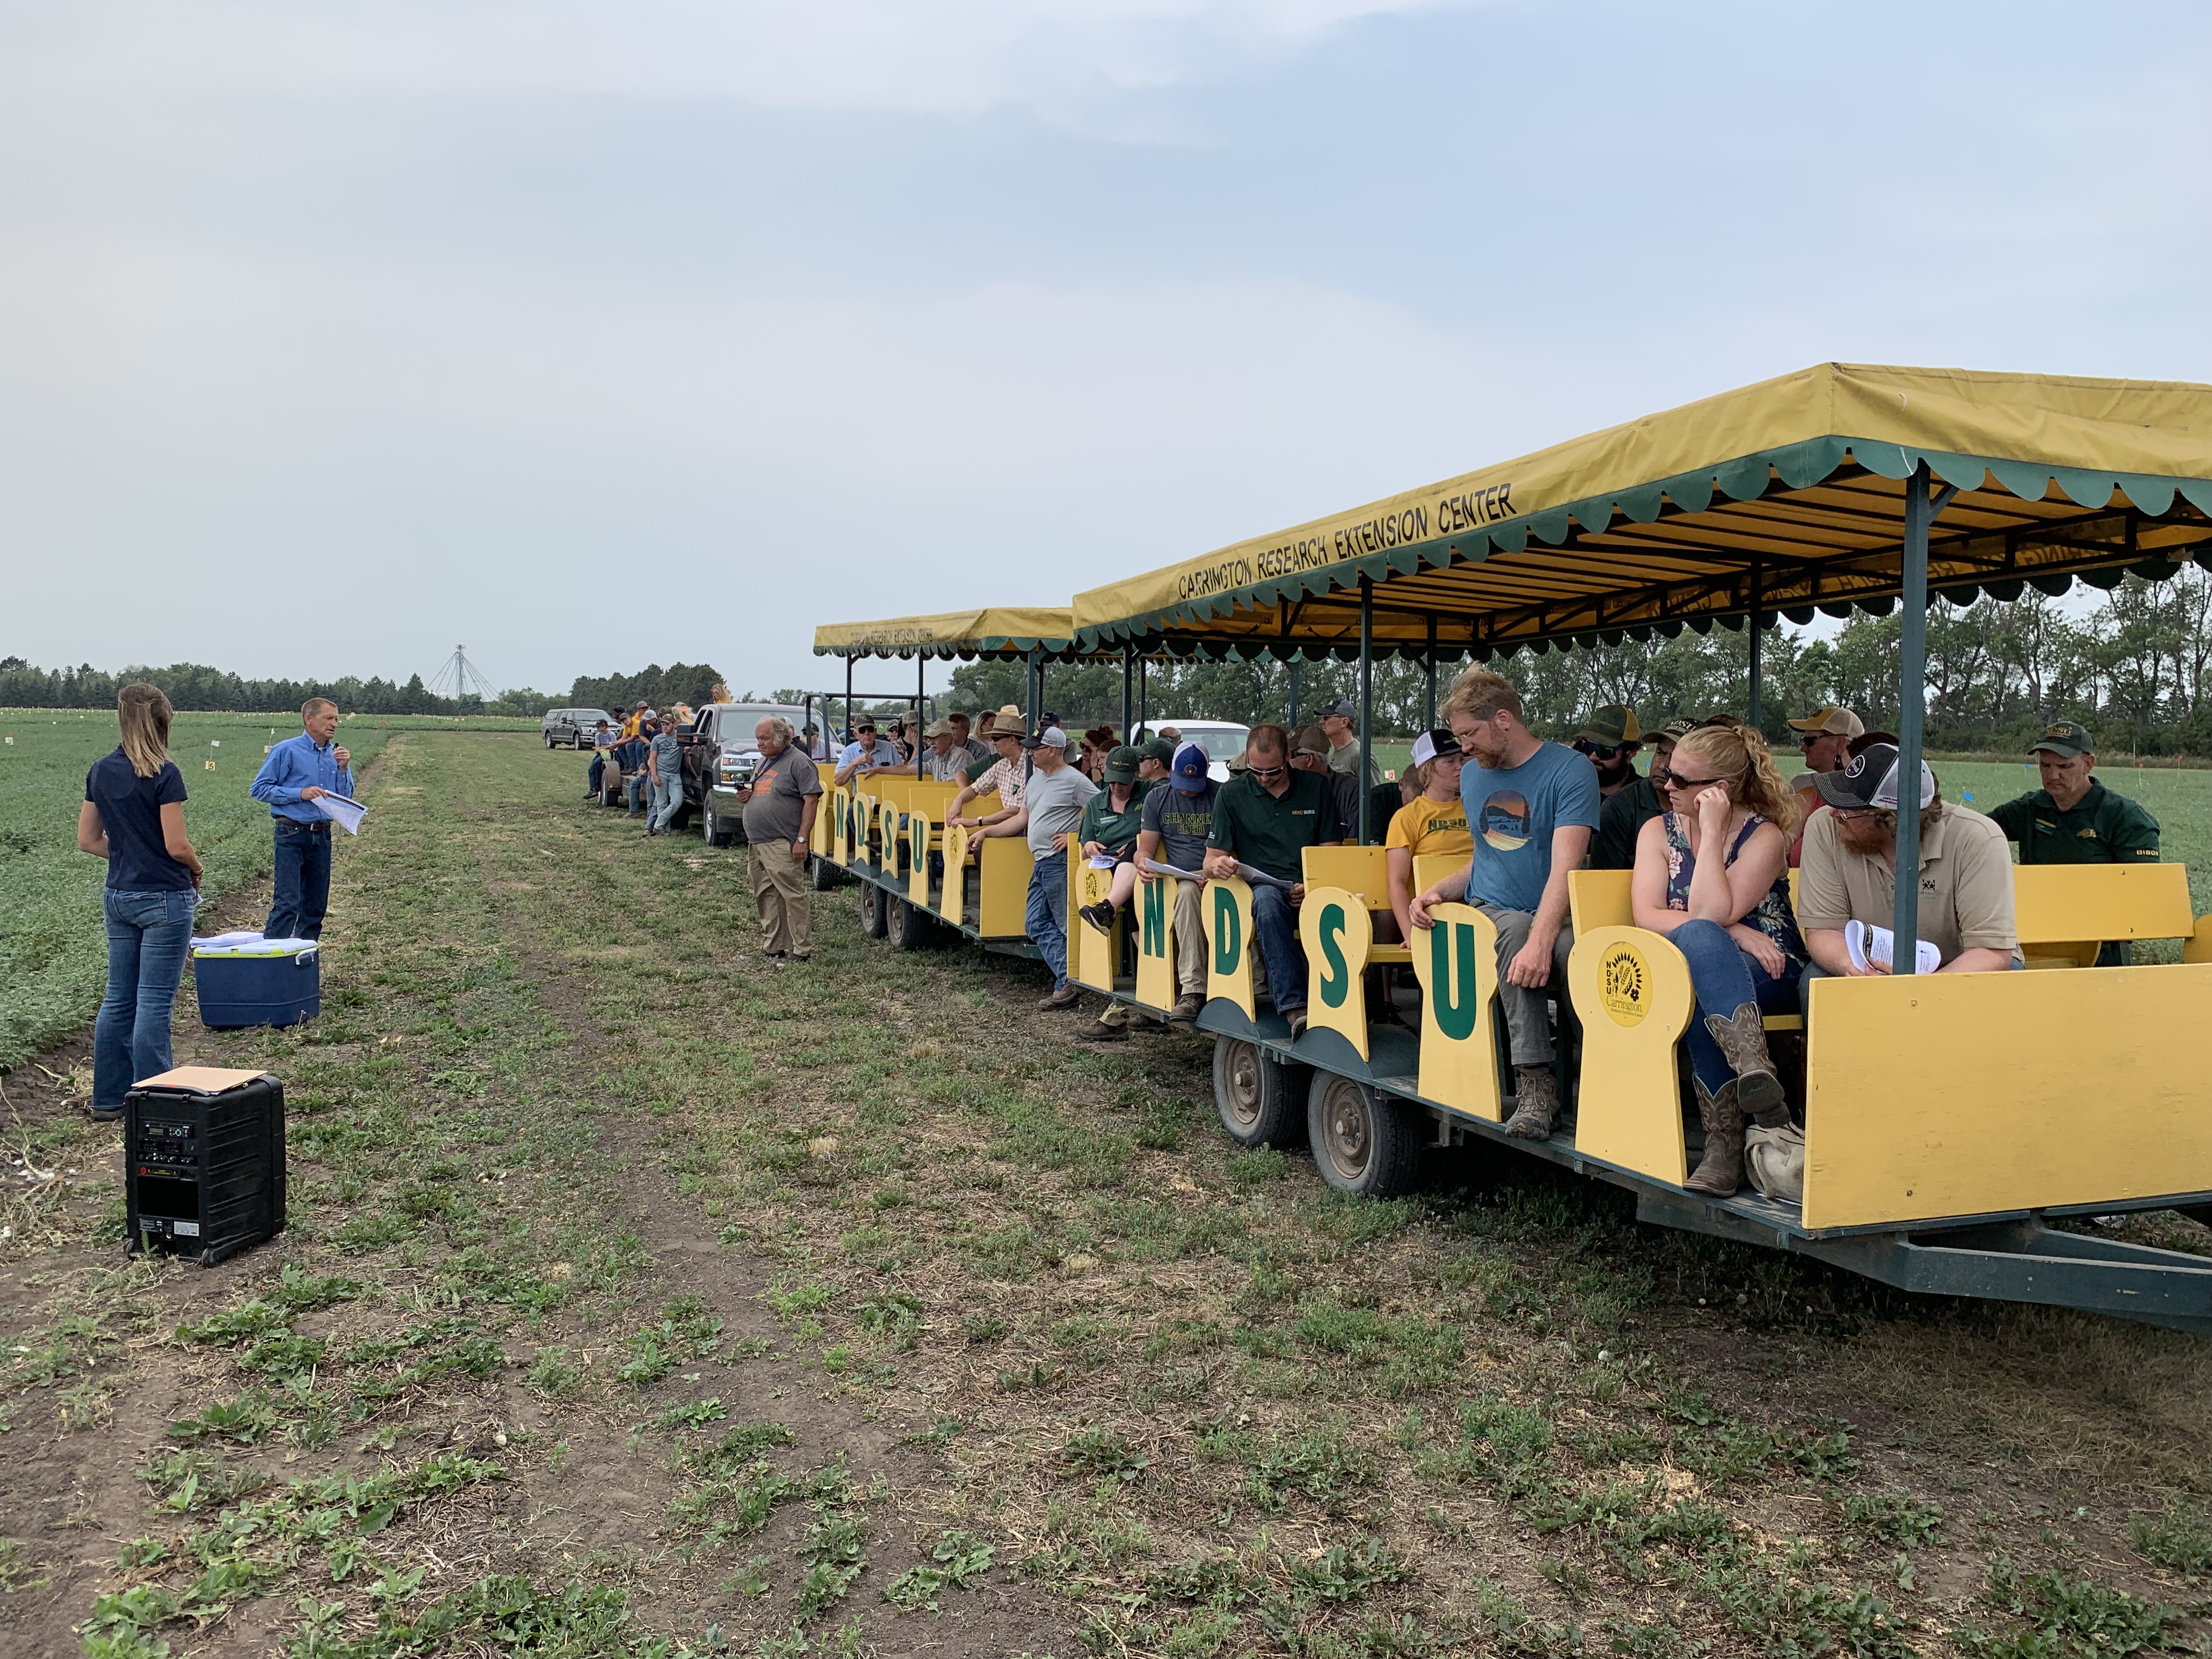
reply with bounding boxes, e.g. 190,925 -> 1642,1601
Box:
1307,1072 -> 1423,1198
857,880 -> 889,940
703,797 -> 736,848
1212,1036 -> 1303,1149
888,895 -> 932,951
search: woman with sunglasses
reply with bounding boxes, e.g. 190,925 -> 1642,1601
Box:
1629,722 -> 1806,1195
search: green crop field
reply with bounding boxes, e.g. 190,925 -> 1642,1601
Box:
0,711 -> 530,1068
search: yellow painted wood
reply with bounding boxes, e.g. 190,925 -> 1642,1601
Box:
1135,873 -> 1180,1011
944,824 -> 972,924
1369,944 -> 1413,964
1299,886 -> 1373,1060
1203,878 -> 1258,1021
977,837 -> 1034,938
829,785 -> 850,864
2187,916 -> 2212,966
1803,964 -> 2212,1228
1070,855 -> 1119,991
1411,851 -> 1465,899
2012,862 -> 2194,944
1568,868 -> 1634,935
908,809 -> 933,907
1566,925 -> 1694,1184
811,764 -> 836,856
1407,902 -> 1503,1122
1302,845 -> 1390,906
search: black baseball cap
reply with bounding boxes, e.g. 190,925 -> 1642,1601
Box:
1812,742 -> 1936,811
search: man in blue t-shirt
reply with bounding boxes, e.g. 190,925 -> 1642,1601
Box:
1409,667 -> 1599,1141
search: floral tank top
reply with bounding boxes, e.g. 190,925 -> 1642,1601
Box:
1661,812 -> 1806,962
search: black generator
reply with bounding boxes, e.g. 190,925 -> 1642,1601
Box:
125,1067 -> 287,1265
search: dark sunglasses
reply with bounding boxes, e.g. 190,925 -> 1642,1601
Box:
1664,771 -> 1731,790
1247,762 -> 1289,780
1576,741 -> 1632,760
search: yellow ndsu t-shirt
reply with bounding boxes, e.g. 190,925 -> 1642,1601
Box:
1386,795 -> 1474,859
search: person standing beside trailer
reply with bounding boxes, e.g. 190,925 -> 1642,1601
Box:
1987,721 -> 2159,967
1784,706 -> 1863,867
1202,724 -> 1344,1039
78,684 -> 205,1120
251,696 -> 352,941
739,717 -> 822,964
644,716 -> 685,835
1021,726 -> 1099,1011
1628,723 -> 1807,1196
1136,742 -> 1220,1022
1409,668 -> 1598,1141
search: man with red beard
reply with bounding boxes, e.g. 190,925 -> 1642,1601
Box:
1794,741 -> 2020,1024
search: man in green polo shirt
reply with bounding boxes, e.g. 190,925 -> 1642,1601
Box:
1987,720 -> 2160,966
1204,724 -> 1343,1037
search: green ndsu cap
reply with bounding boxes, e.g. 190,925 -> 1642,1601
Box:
2028,720 -> 2094,758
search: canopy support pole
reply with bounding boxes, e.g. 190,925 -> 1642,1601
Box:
1120,645 -> 1133,739
1747,560 -> 1763,731
1026,649 -> 1043,783
1358,576 -> 1374,846
1893,464 -> 1959,974
1424,614 -> 1437,731
916,651 -> 925,778
844,653 -> 854,750
1138,656 -> 1147,736
1288,661 -> 1301,728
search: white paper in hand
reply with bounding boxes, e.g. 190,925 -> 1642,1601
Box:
312,792 -> 368,836
1844,919 -> 1941,975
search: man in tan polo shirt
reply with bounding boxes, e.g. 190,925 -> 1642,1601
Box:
1795,741 -> 2019,1023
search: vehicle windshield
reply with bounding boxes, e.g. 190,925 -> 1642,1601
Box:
714,707 -> 806,752
1180,727 -> 1248,761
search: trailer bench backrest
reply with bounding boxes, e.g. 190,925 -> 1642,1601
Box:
2012,863 -> 2199,968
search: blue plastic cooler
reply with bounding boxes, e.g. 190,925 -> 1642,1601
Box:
194,946 -> 321,1030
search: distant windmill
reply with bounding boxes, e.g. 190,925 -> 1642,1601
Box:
429,644 -> 499,701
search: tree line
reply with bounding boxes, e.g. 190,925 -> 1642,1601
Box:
943,567 -> 2212,756
0,657 -> 560,717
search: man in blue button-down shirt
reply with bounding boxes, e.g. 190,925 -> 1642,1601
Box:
251,698 -> 353,940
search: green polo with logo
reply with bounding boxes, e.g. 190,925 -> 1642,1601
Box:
1986,778 -> 2160,865
1078,779 -> 1152,857
1206,769 -> 1342,883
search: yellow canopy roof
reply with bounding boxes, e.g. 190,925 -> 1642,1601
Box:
812,607 -> 1076,661
1070,363 -> 2212,661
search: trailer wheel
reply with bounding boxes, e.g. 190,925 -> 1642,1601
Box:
888,896 -> 932,951
1308,1072 -> 1423,1198
810,855 -> 841,891
857,881 -> 889,939
1212,1036 -> 1302,1149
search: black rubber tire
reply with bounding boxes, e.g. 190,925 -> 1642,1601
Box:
703,795 -> 736,848
1307,1071 -> 1424,1198
888,895 -> 932,951
810,855 -> 840,891
1212,1036 -> 1304,1149
544,733 -> 556,748
857,880 -> 889,939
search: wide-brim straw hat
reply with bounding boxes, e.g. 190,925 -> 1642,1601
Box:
991,703 -> 1027,737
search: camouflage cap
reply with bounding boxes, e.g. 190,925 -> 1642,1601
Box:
1575,705 -> 1642,748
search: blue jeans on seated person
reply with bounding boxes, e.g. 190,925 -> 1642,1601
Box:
1251,883 -> 1308,1015
626,772 -> 647,814
588,754 -> 605,792
1669,918 -> 1803,1094
94,889 -> 195,1109
1028,850 -> 1070,991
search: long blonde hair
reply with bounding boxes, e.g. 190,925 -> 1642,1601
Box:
1670,723 -> 1797,836
118,684 -> 174,778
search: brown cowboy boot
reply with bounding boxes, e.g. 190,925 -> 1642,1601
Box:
1703,1003 -> 1787,1122
1505,1064 -> 1558,1140
1684,1075 -> 1745,1197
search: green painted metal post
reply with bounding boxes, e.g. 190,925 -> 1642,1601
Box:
1121,645 -> 1132,739
1747,560 -> 1763,731
1894,467 -> 1930,972
1424,613 -> 1437,731
1288,660 -> 1301,727
916,649 -> 924,778
1358,575 -> 1374,846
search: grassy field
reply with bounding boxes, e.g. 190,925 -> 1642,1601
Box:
0,712 -> 538,1070
5,729 -> 2212,1658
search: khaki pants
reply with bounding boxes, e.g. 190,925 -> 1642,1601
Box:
1173,877 -> 1206,997
1471,901 -> 1575,1066
751,840 -> 812,957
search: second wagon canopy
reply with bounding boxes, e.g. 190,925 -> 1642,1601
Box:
1070,363 -> 2212,661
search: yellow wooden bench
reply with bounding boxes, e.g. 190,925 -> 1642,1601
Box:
2012,862 -> 2202,968
1566,869 -> 1803,1033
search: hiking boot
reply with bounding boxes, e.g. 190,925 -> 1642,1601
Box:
1703,1003 -> 1787,1122
1078,901 -> 1116,933
1285,1008 -> 1308,1040
1074,1019 -> 1128,1043
1039,985 -> 1083,1011
1504,1064 -> 1558,1140
1683,1075 -> 1746,1197
1170,993 -> 1205,1021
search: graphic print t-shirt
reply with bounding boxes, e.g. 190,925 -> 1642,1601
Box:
1458,741 -> 1600,914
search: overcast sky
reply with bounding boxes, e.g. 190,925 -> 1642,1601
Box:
5,1 -> 2208,700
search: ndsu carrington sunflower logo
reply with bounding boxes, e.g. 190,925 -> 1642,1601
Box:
1599,942 -> 1650,1027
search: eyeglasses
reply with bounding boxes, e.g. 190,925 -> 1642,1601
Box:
1247,763 -> 1288,780
1664,772 -> 1729,791
1830,806 -> 1882,821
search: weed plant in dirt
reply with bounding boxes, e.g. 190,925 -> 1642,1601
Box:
3,731 -> 2211,1659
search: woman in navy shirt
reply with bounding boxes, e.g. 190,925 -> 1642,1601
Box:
77,685 -> 204,1118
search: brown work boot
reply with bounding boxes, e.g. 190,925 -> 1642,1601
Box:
1683,1076 -> 1746,1197
1504,1064 -> 1558,1140
1038,985 -> 1082,1011
1703,1003 -> 1786,1122
1074,1019 -> 1128,1043
1170,992 -> 1205,1021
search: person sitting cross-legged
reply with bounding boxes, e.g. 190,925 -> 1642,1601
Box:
1074,746 -> 1158,1042
1629,722 -> 1807,1195
1201,724 -> 1342,1038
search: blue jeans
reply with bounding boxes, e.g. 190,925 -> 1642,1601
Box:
1252,883 -> 1309,1015
267,820 -> 332,940
588,754 -> 605,792
1669,918 -> 1802,1093
626,772 -> 648,813
95,889 -> 195,1108
1028,851 -> 1070,991
648,775 -> 682,830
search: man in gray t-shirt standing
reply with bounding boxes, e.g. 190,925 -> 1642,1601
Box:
645,722 -> 687,835
738,717 -> 824,962
1020,727 -> 1098,1010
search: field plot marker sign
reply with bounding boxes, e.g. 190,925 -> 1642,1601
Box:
1566,926 -> 1694,1183
1298,887 -> 1372,1060
1203,877 -> 1257,1021
1408,902 -> 1502,1121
